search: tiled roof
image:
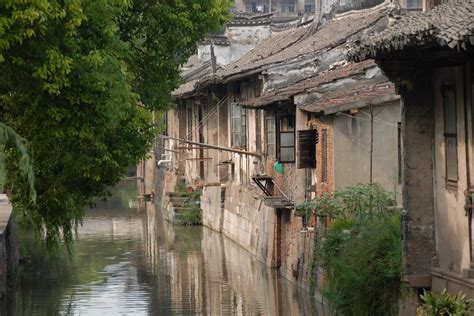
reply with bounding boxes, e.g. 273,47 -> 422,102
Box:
240,59 -> 399,113
298,81 -> 398,114
212,4 -> 389,82
349,0 -> 474,61
173,3 -> 389,99
240,60 -> 378,108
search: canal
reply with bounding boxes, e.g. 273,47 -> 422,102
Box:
12,180 -> 323,315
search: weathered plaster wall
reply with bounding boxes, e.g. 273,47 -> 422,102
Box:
432,66 -> 470,275
198,25 -> 271,66
227,25 -> 271,63
198,44 -> 231,66
333,101 -> 402,202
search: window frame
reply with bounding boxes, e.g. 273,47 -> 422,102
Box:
265,112 -> 276,158
442,83 -> 458,187
231,102 -> 247,149
276,114 -> 295,163
406,0 -> 422,9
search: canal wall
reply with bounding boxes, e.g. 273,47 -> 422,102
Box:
201,184 -> 316,292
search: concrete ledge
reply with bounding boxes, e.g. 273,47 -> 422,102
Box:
431,268 -> 474,289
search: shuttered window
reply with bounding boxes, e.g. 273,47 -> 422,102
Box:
298,130 -> 318,169
278,116 -> 295,163
321,129 -> 328,182
443,84 -> 458,185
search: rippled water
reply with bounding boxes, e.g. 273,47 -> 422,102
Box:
11,181 -> 324,315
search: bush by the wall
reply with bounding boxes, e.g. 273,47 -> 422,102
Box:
311,184 -> 402,315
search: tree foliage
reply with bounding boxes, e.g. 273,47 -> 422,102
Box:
0,0 -> 229,245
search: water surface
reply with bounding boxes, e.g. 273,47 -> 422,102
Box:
13,181 -> 323,315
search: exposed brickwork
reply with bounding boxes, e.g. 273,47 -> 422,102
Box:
310,117 -> 335,196
264,158 -> 297,200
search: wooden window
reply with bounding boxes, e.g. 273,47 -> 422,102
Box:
231,102 -> 246,148
442,84 -> 458,185
321,129 -> 328,182
265,112 -> 276,157
297,130 -> 318,169
406,0 -> 422,9
278,115 -> 295,163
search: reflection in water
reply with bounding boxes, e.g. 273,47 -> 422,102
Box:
13,181 -> 323,315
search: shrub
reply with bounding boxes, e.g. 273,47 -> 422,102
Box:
176,207 -> 202,226
417,289 -> 471,316
311,184 -> 402,315
314,183 -> 396,221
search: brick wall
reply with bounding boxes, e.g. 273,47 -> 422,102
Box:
310,117 -> 335,196
264,157 -> 297,200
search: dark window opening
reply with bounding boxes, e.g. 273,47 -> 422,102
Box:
297,129 -> 318,169
321,129 -> 328,182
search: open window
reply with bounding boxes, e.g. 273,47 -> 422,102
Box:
297,129 -> 318,169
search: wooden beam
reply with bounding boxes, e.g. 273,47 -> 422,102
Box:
175,146 -> 205,150
185,158 -> 213,161
160,135 -> 261,157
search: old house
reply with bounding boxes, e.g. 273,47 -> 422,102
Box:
159,0 -> 421,292
350,0 -> 474,297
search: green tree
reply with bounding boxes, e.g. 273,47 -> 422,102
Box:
0,0 -> 229,245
